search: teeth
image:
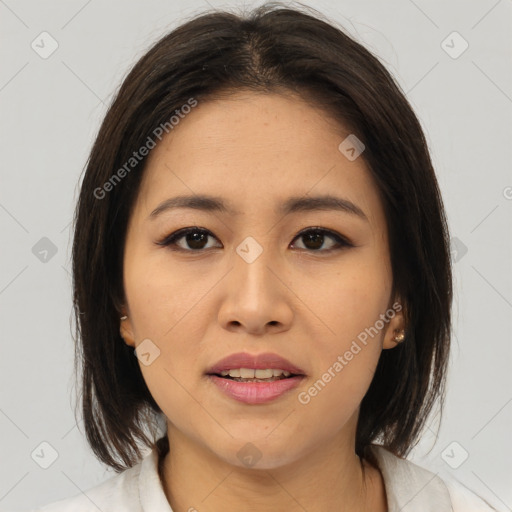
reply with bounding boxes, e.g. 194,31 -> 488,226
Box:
255,369 -> 273,379
218,368 -> 293,379
240,368 -> 255,378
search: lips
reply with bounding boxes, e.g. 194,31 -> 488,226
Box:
206,352 -> 306,376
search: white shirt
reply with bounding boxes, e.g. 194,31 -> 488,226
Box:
29,444 -> 495,511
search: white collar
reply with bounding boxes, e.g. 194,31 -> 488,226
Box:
369,444 -> 453,511
138,446 -> 173,511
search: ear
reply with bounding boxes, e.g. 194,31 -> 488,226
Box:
382,299 -> 406,350
119,307 -> 136,348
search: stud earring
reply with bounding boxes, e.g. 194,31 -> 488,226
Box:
120,316 -> 128,321
393,329 -> 405,344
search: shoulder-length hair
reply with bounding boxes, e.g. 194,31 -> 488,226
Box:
71,1 -> 452,472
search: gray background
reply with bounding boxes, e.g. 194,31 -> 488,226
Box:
1,0 -> 511,510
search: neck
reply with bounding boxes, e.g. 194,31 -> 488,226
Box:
157,428 -> 386,512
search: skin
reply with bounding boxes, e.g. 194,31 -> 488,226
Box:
120,90 -> 404,512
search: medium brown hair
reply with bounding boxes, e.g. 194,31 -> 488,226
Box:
71,1 -> 452,472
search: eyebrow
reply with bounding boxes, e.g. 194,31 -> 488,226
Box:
149,194 -> 368,221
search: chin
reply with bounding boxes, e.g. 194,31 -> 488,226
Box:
208,434 -> 304,471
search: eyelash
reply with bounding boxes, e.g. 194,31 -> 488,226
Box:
155,226 -> 353,254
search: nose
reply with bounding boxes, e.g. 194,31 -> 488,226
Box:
217,242 -> 293,336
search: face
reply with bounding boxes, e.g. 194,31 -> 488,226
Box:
120,91 -> 404,470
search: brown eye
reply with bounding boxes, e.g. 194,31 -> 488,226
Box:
156,227 -> 221,251
291,228 -> 352,252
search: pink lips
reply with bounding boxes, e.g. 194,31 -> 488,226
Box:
208,374 -> 305,404
206,352 -> 306,375
206,352 -> 306,405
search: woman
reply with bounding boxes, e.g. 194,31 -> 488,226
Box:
31,3 -> 496,511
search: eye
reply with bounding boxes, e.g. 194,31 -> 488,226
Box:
290,227 -> 352,253
155,226 -> 220,251
155,226 -> 353,253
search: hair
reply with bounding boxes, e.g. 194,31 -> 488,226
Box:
71,1 -> 452,473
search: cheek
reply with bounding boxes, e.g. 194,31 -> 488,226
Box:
296,252 -> 391,404
295,356 -> 378,446
135,336 -> 205,434
124,248 -> 213,340
296,302 -> 385,434
308,252 -> 392,345
123,251 -> 213,408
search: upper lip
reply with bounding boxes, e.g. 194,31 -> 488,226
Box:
207,352 -> 306,376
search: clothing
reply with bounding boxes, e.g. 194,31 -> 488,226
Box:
29,443 -> 495,511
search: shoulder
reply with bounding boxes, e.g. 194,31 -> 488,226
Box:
28,458 -> 143,512
368,444 -> 496,511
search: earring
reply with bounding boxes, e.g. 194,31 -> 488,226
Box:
393,329 -> 405,344
120,316 -> 128,321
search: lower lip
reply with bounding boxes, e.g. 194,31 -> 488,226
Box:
207,375 -> 304,404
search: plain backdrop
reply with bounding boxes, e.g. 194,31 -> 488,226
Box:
0,0 -> 511,510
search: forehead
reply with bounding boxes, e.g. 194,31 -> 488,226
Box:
135,92 -> 385,227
